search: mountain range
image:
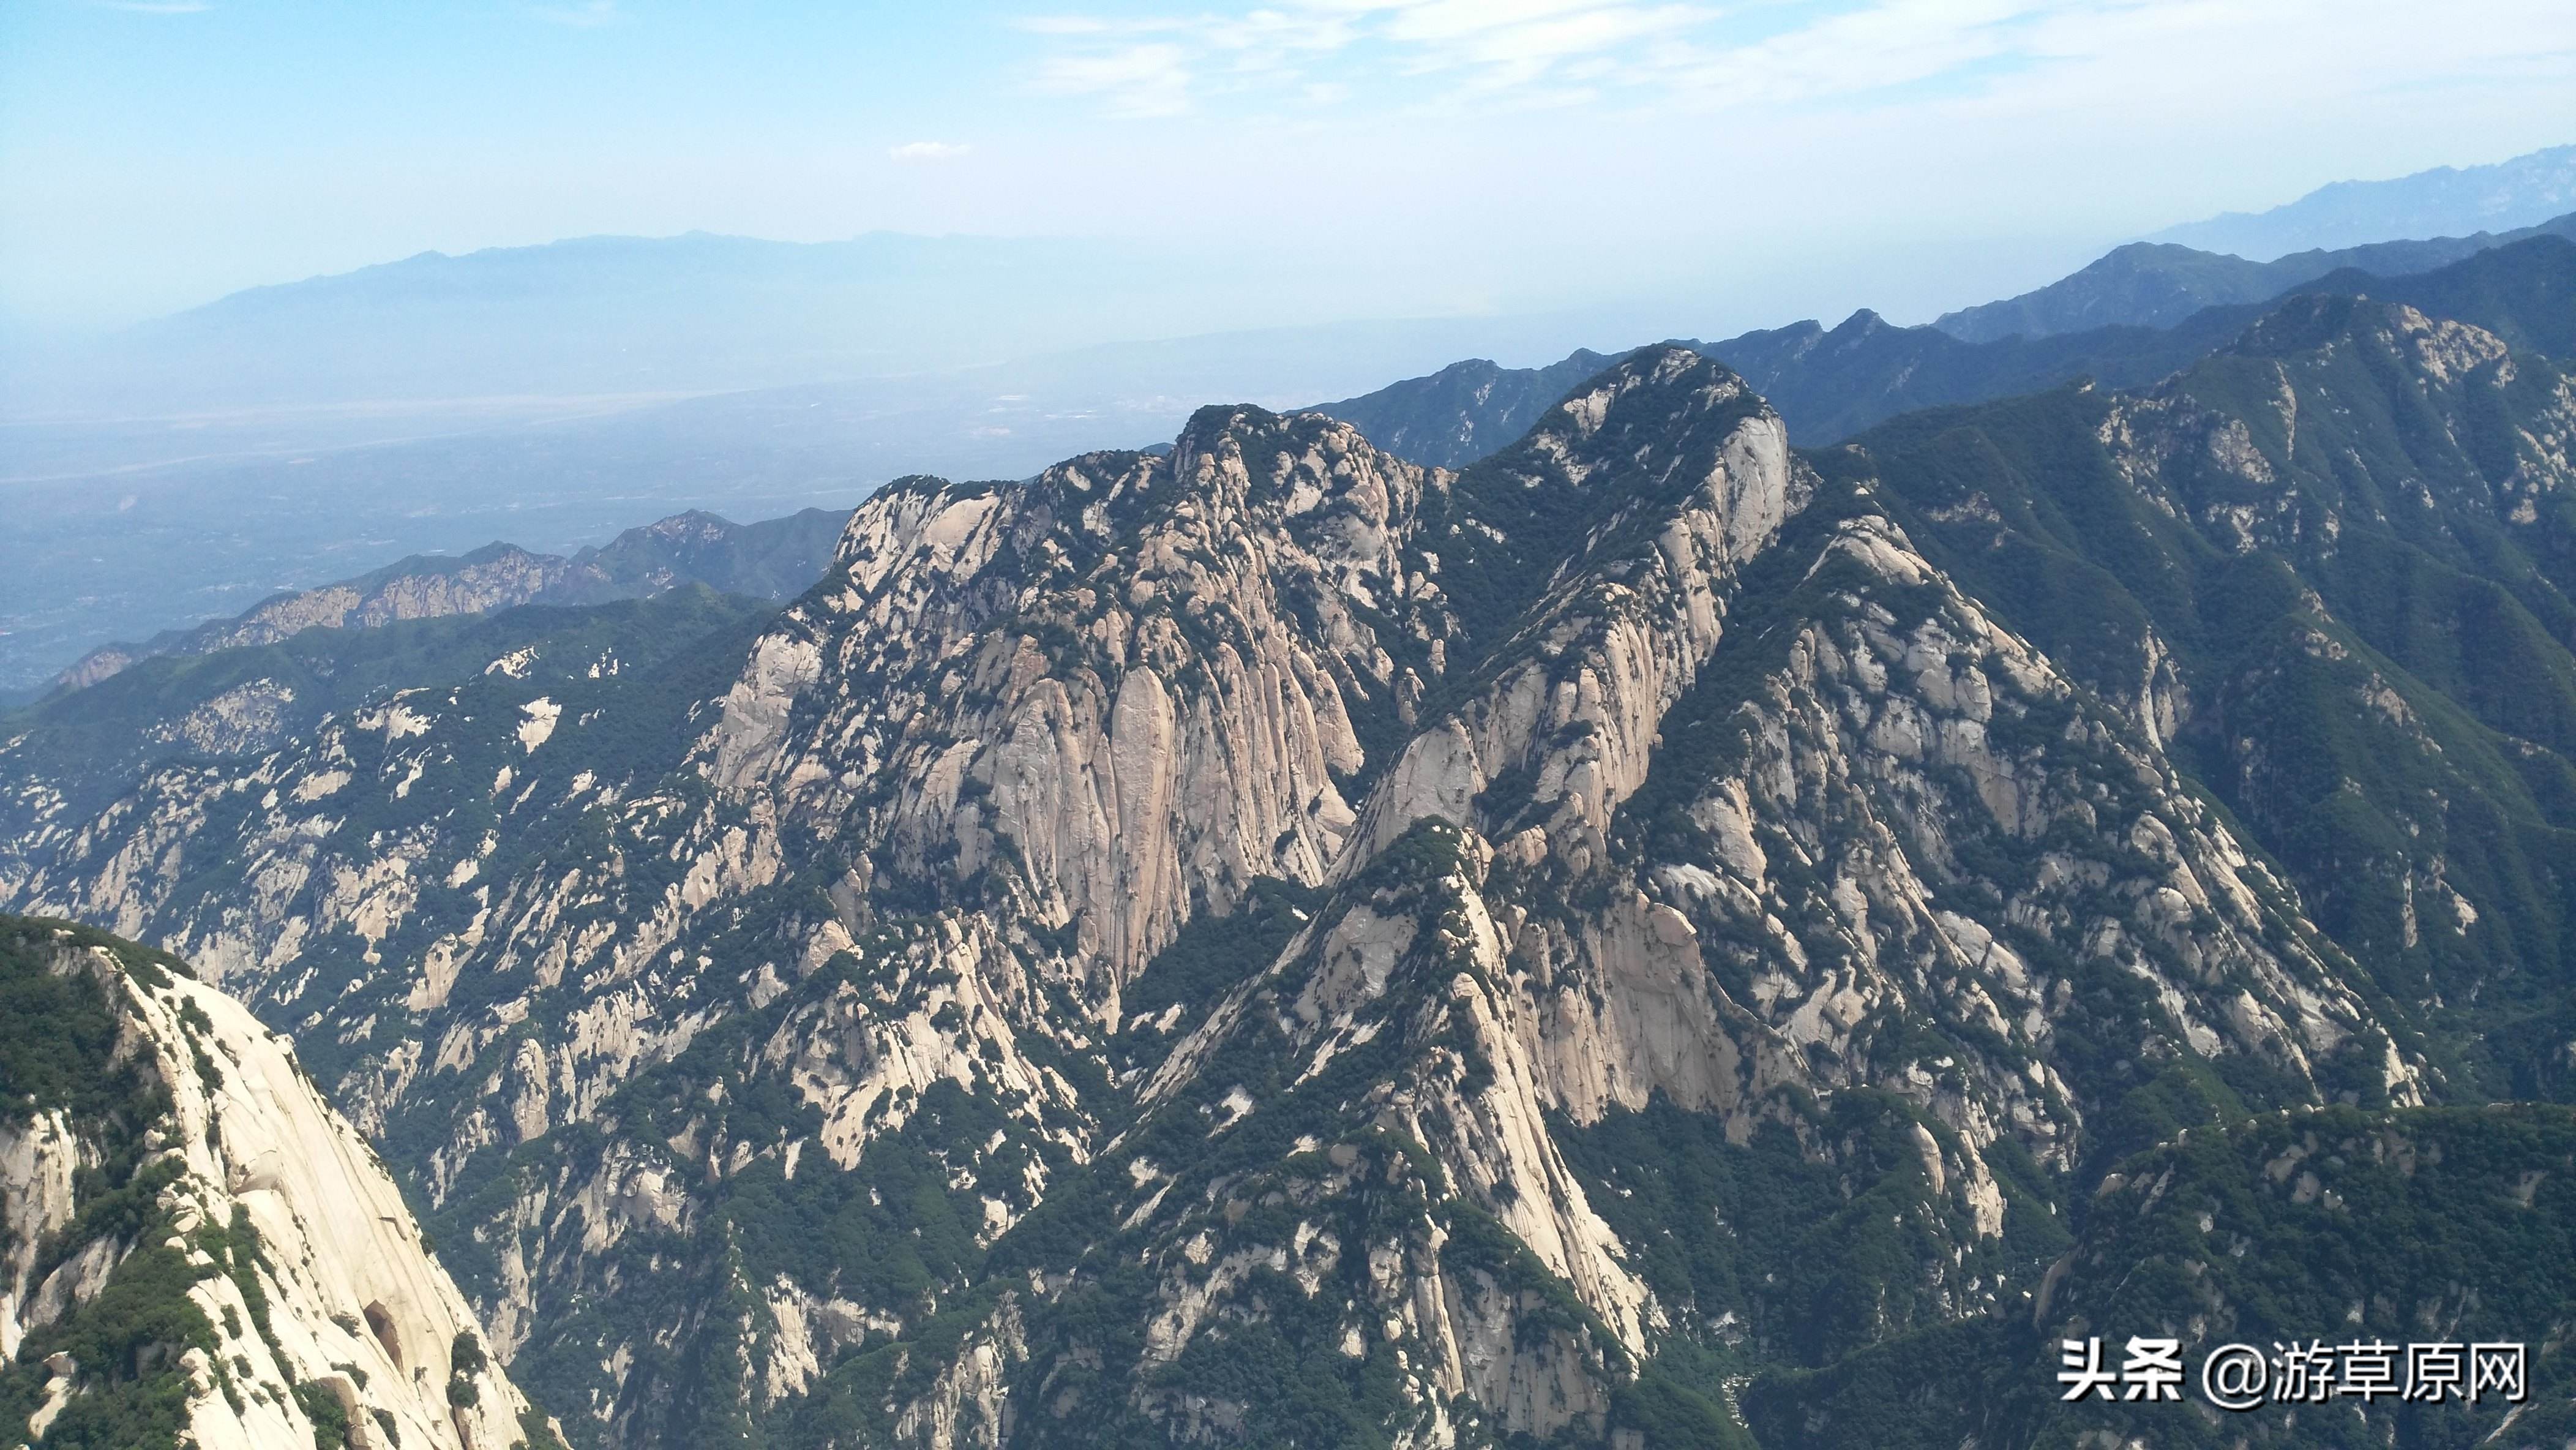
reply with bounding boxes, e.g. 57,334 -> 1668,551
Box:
47,506 -> 850,696
1317,231 -> 2576,456
17,149 -> 2575,706
2148,142 -> 2576,258
0,308 -> 1650,701
1933,211 -> 2576,343
2,233 -> 1356,418
6,212 -> 2576,1448
43,216 -> 2550,708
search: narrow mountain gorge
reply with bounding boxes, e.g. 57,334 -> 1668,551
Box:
6,251 -> 2576,1449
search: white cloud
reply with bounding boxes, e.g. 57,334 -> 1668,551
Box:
1011,0 -> 2291,118
1019,0 -> 1735,115
889,141 -> 975,162
1035,42 -> 1195,118
1647,0 -> 2049,108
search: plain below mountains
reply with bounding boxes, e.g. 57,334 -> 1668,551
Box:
6,232 -> 1369,416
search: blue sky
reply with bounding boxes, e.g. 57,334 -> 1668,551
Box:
5,0 -> 2574,333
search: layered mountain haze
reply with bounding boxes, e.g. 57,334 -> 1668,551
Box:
24,160 -> 2570,707
50,506 -> 850,694
1320,233 -> 2576,461
6,233 -> 1357,417
8,214 -> 2576,1447
2149,143 -> 2576,260
0,305 -> 1620,699
1934,212 -> 2576,343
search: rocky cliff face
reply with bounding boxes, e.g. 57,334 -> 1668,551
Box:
1849,292 -> 2576,1100
5,288 -> 2575,1449
0,916 -> 544,1449
921,353 -> 2417,1446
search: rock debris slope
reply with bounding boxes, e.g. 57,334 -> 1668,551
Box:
2,285 -> 2574,1449
0,915 -> 545,1449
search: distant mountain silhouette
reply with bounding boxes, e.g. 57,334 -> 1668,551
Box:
2148,141 -> 2576,257
1936,212 -> 2576,342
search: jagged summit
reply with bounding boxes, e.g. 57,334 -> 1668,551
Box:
5,273 -> 2575,1446
1313,234 -> 2576,470
2224,288 -> 2503,365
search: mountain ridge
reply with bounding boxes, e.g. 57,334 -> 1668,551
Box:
2147,141 -> 2576,259
1314,232 -> 2576,460
1305,350 -> 1617,470
48,505 -> 849,695
3,260 -> 2575,1446
1935,210 -> 2576,342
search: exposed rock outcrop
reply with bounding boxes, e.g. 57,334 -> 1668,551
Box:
4,312 -> 2567,1448
0,917 -> 542,1450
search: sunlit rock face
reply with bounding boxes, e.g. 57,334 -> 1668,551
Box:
1,918 -> 542,1450
10,301 -> 2569,1447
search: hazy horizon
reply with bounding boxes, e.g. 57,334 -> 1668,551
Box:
10,13 -> 2576,1450
7,1 -> 2573,338
6,0 -> 2575,696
